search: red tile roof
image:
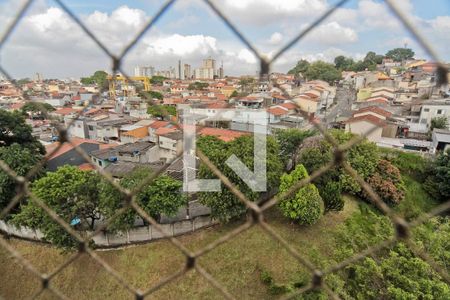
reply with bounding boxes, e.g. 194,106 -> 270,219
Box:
267,106 -> 289,116
149,120 -> 170,129
45,138 -> 101,160
155,127 -> 178,136
353,106 -> 392,118
345,115 -> 387,127
279,102 -> 297,110
79,163 -> 95,171
198,127 -> 248,142
366,97 -> 389,103
53,107 -> 81,116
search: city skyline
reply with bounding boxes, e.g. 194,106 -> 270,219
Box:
0,0 -> 450,79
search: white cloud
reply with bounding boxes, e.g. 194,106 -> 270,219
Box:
237,48 -> 257,64
212,0 -> 327,25
268,32 -> 283,45
303,22 -> 358,45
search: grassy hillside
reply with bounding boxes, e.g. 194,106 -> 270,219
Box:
0,199 -> 358,300
0,175 -> 442,299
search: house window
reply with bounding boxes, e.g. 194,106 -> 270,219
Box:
420,119 -> 427,124
423,108 -> 430,112
88,125 -> 94,131
98,161 -> 103,166
437,109 -> 443,115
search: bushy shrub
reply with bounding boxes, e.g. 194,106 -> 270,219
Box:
278,164 -> 324,225
320,181 -> 344,212
363,160 -> 405,205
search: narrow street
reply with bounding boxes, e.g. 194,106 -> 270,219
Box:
323,85 -> 356,125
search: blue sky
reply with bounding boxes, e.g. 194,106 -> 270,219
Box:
0,0 -> 449,78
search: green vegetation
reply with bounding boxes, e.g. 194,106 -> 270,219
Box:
0,110 -> 44,213
288,59 -> 310,77
139,90 -> 164,101
13,166 -> 100,249
274,128 -> 315,168
0,128 -> 448,299
12,166 -> 185,249
147,104 -> 177,118
80,70 -> 108,90
198,135 -> 283,222
424,149 -> 450,203
278,164 -> 323,225
0,144 -> 42,215
0,109 -> 45,154
21,102 -> 55,120
188,81 -> 209,90
298,130 -> 380,210
149,75 -> 167,85
380,148 -> 427,179
385,47 -> 415,62
100,166 -> 186,230
289,48 -> 415,78
430,116 -> 449,132
363,159 -> 405,206
304,61 -> 341,83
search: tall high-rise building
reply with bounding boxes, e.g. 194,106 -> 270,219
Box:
178,60 -> 183,79
184,64 -> 191,79
203,57 -> 216,69
218,61 -> 224,79
134,66 -> 154,77
194,57 -> 216,80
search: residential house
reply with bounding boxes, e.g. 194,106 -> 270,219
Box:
120,124 -> 149,144
345,115 -> 386,142
431,129 -> 450,154
293,95 -> 319,115
45,138 -> 102,171
157,130 -> 183,161
90,141 -> 159,168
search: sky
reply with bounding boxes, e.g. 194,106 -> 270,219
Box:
0,0 -> 449,79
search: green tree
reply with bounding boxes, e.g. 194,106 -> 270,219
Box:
150,76 -> 167,85
278,164 -> 323,225
430,116 -> 449,132
80,70 -> 108,90
21,102 -> 55,120
16,78 -> 32,85
0,109 -> 45,154
274,128 -> 315,168
198,135 -> 283,222
99,167 -> 186,230
364,51 -> 384,65
424,148 -> 450,202
147,104 -> 176,118
304,61 -> 341,84
140,90 -> 163,101
92,70 -> 108,89
12,166 -> 101,249
299,130 -> 379,193
288,59 -> 310,76
0,144 -> 42,215
80,77 -> 95,85
188,81 -> 209,90
334,56 -> 355,71
385,48 -> 415,62
230,90 -> 238,98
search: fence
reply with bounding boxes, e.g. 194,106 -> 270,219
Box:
0,215 -> 216,248
0,0 -> 449,299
